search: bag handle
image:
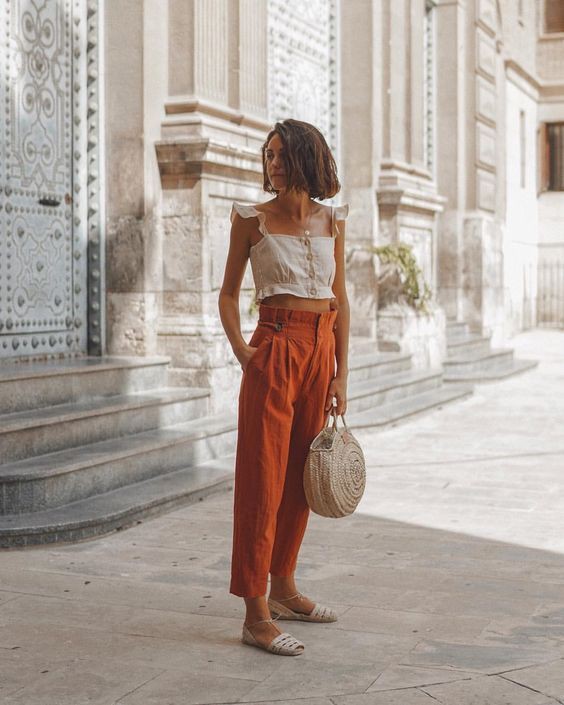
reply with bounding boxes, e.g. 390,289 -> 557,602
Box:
323,405 -> 350,432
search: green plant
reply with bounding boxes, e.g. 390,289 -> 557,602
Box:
370,242 -> 433,313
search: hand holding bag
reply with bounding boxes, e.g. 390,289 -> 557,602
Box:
303,407 -> 366,518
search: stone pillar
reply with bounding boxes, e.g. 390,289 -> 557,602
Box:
435,0 -> 467,322
339,0 -> 381,338
377,0 -> 445,307
436,0 -> 506,343
105,0 -> 163,357
154,0 -> 272,411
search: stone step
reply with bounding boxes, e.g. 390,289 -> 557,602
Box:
444,358 -> 539,383
0,455 -> 235,548
444,348 -> 515,375
348,351 -> 412,383
347,368 -> 443,415
0,410 -> 236,515
0,387 -> 210,464
0,356 -> 171,414
346,383 -> 474,430
447,333 -> 492,357
445,320 -> 470,341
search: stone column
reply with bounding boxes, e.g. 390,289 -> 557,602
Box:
105,0 -> 163,357
435,0 -> 467,321
154,0 -> 272,411
436,0 -> 506,343
339,0 -> 381,338
376,0 -> 446,358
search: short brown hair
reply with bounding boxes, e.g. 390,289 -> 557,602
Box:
261,119 -> 341,200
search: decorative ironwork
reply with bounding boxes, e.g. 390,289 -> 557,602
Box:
0,0 -> 101,360
85,0 -> 102,355
423,0 -> 436,175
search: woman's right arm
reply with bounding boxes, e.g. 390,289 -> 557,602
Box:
218,211 -> 256,370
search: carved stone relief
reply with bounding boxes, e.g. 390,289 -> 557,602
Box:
267,0 -> 339,158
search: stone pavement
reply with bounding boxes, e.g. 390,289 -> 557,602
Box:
1,328 -> 564,705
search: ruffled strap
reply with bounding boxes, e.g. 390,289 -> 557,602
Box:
332,203 -> 349,237
230,201 -> 269,237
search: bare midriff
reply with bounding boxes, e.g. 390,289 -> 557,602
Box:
260,293 -> 338,313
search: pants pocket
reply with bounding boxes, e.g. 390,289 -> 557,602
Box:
245,328 -> 274,374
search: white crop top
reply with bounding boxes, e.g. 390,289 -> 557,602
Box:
230,201 -> 349,302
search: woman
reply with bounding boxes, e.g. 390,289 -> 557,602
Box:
218,118 -> 350,656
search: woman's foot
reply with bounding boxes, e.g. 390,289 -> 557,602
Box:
242,617 -> 305,656
243,617 -> 285,649
268,591 -> 316,616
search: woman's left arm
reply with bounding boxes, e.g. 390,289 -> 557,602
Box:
325,214 -> 350,415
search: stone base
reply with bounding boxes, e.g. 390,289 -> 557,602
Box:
377,302 -> 447,370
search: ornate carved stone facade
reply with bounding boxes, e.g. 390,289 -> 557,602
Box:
1,0 -> 562,403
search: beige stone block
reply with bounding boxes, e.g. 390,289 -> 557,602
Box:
106,216 -> 145,293
163,215 -> 204,291
161,291 -> 203,316
106,136 -> 144,219
106,293 -> 159,356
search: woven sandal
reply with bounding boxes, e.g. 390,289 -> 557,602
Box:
241,615 -> 305,656
268,591 -> 338,622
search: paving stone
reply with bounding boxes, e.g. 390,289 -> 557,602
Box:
331,690 -> 440,704
336,605 -> 489,642
388,589 -> 544,620
366,663 -> 475,691
0,329 -> 562,703
237,660 -> 383,702
2,658 -> 163,705
404,639 -> 562,674
103,669 -> 256,705
288,625 -> 418,667
500,659 -> 564,703
422,672 -> 560,704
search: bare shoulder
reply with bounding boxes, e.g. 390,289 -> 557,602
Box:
252,199 -> 277,214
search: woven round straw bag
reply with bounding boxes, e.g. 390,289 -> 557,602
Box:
303,407 -> 366,518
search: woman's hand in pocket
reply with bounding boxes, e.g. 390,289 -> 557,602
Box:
238,343 -> 259,372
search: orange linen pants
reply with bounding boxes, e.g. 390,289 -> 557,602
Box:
230,303 -> 338,598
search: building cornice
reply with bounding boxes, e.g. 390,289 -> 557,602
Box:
504,59 -> 541,92
163,95 -> 272,133
505,59 -> 564,103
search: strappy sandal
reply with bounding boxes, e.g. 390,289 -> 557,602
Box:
241,614 -> 305,656
268,591 -> 338,623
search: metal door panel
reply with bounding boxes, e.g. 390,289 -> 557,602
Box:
0,0 -> 88,358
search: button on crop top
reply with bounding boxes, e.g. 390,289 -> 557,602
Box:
230,201 -> 349,302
